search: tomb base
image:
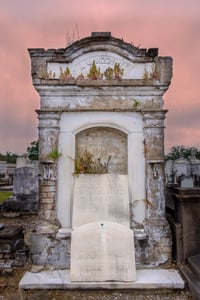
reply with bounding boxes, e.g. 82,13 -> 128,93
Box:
1,197 -> 38,212
140,218 -> 172,267
19,268 -> 184,290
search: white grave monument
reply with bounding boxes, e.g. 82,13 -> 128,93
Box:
70,174 -> 136,282
28,31 -> 173,269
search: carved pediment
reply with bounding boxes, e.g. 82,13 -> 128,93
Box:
47,51 -> 157,80
51,32 -> 156,63
28,32 -> 172,84
30,32 -> 158,63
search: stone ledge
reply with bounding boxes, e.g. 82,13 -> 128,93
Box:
33,78 -> 168,87
56,227 -> 72,239
19,269 -> 184,290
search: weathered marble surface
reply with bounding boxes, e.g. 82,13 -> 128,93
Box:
13,167 -> 38,198
70,221 -> 136,282
29,32 -> 173,268
72,174 -> 130,228
19,269 -> 185,289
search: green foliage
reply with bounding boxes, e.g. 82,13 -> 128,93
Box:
59,66 -> 73,80
0,191 -> 12,203
87,61 -> 124,80
69,150 -> 111,175
47,148 -> 62,160
27,141 -> 38,160
74,150 -> 95,174
104,63 -> 124,80
0,152 -> 17,163
133,99 -> 140,108
165,146 -> 200,161
104,67 -> 114,80
87,61 -> 103,80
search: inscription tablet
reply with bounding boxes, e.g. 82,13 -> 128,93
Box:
72,174 -> 130,228
70,221 -> 136,282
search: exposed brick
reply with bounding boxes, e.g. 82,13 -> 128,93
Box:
40,192 -> 48,198
47,192 -> 55,198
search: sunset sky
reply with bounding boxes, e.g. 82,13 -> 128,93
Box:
0,0 -> 200,154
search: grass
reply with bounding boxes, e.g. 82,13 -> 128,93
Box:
0,191 -> 12,203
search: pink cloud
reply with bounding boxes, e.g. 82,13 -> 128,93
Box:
0,0 -> 200,154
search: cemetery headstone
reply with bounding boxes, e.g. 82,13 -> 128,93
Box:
70,221 -> 136,282
1,166 -> 39,212
0,161 -> 7,175
165,160 -> 173,183
173,158 -> 191,177
180,177 -> 194,188
13,167 -> 38,200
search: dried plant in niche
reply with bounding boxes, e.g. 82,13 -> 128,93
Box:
59,66 -> 73,80
104,67 -> 114,80
87,61 -> 103,80
39,70 -> 56,79
69,150 -> 111,175
143,64 -> 160,81
143,68 -> 149,80
75,150 -> 95,174
113,62 -> 124,79
76,73 -> 84,80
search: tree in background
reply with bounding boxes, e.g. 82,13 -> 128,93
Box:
0,152 -> 17,163
27,141 -> 38,160
165,145 -> 200,161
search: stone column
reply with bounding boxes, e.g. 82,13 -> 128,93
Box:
37,110 -> 61,221
142,110 -> 172,266
143,110 -> 166,218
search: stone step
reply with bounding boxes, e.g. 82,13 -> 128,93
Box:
180,265 -> 200,300
187,253 -> 200,281
18,269 -> 190,299
19,269 -> 184,290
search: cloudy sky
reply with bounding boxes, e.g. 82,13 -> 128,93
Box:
0,0 -> 200,154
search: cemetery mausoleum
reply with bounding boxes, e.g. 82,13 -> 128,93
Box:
28,32 -> 173,273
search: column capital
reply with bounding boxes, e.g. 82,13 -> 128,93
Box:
142,110 -> 167,128
36,110 -> 61,130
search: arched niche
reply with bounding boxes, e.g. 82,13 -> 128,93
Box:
57,111 -> 145,228
75,127 -> 127,175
